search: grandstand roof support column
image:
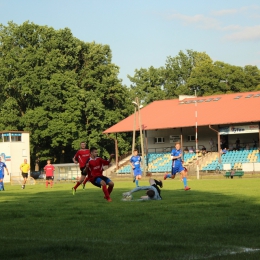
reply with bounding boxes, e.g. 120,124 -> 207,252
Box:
107,134 -> 119,170
180,128 -> 183,158
259,122 -> 260,148
132,103 -> 137,153
209,125 -> 221,163
115,133 -> 118,170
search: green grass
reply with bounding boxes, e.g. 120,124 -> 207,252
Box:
1,178 -> 260,260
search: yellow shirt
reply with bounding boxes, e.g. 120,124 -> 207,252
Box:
20,163 -> 30,173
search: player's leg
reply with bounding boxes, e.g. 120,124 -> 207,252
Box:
72,167 -> 85,194
153,178 -> 163,188
50,176 -> 54,188
0,179 -> 4,191
82,168 -> 90,189
21,174 -> 28,189
181,167 -> 190,190
164,167 -> 176,180
135,174 -> 141,187
45,177 -> 49,188
107,180 -> 114,195
95,178 -> 111,202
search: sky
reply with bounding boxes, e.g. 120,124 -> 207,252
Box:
1,0 -> 260,86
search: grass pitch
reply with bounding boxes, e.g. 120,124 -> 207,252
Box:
1,178 -> 260,260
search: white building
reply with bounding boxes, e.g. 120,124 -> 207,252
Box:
0,131 -> 30,183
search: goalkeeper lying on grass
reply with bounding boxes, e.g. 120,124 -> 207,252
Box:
122,178 -> 163,201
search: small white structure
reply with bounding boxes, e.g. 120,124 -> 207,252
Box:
0,131 -> 30,183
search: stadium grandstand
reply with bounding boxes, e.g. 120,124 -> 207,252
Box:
103,91 -> 260,176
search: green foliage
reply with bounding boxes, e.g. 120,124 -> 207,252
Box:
0,21 -> 132,167
128,49 -> 260,100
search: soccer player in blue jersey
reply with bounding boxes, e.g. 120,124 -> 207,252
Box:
164,141 -> 191,190
130,149 -> 142,187
0,157 -> 9,191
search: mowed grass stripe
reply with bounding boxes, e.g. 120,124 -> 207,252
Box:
1,179 -> 260,260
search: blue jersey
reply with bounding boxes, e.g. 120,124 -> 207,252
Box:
171,149 -> 182,167
0,162 -> 7,178
130,156 -> 141,169
171,149 -> 184,175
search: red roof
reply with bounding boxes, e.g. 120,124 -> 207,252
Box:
103,91 -> 260,134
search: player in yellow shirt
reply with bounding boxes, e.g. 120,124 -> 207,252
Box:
20,159 -> 30,189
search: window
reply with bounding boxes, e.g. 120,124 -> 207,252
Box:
188,135 -> 195,141
205,98 -> 213,102
254,94 -> 260,98
245,94 -> 253,98
213,97 -> 221,101
154,137 -> 165,143
3,133 -> 10,142
11,133 -> 22,142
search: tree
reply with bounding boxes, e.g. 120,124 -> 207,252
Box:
128,66 -> 166,105
0,21 -> 132,168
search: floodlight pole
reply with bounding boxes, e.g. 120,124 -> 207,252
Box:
132,97 -> 145,175
194,89 -> 200,180
132,105 -> 137,153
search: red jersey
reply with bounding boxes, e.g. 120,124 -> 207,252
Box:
87,157 -> 110,182
74,149 -> 90,168
44,164 -> 55,177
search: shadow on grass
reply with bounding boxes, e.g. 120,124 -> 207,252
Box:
1,181 -> 260,260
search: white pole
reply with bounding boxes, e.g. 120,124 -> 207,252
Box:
137,98 -> 146,175
195,89 -> 199,179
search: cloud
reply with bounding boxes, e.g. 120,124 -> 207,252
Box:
168,13 -> 220,29
212,9 -> 239,16
212,5 -> 260,17
225,25 -> 260,41
166,7 -> 260,42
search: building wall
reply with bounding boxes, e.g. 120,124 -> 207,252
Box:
146,124 -> 259,153
0,132 -> 30,183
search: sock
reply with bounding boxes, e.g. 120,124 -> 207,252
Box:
0,181 -> 3,190
50,181 -> 53,188
166,174 -> 171,178
135,179 -> 139,187
83,177 -> 89,185
73,181 -> 81,190
46,181 -> 48,187
108,185 -> 113,194
2,182 -> 4,190
102,185 -> 110,199
183,177 -> 187,187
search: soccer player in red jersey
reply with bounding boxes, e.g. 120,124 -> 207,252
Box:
85,147 -> 114,202
44,160 -> 55,188
72,142 -> 90,194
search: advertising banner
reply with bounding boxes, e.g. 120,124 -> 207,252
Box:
219,125 -> 259,135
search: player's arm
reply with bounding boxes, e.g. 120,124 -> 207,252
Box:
72,157 -> 78,164
72,152 -> 79,164
108,154 -> 114,163
129,157 -> 135,169
123,186 -> 151,195
5,166 -> 9,175
171,151 -> 182,160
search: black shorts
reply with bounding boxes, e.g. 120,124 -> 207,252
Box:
22,173 -> 28,179
80,167 -> 87,176
46,176 -> 54,181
